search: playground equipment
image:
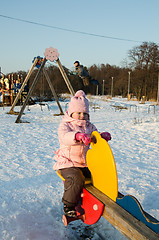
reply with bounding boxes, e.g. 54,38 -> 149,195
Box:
0,72 -> 26,107
148,105 -> 156,114
58,131 -> 159,239
8,57 -> 39,114
7,47 -> 75,123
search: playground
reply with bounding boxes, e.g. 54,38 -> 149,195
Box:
0,92 -> 158,239
0,47 -> 158,239
1,47 -> 159,239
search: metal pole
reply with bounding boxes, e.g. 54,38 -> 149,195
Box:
96,85 -> 98,95
43,68 -> 64,115
111,77 -> 113,98
128,71 -> 131,100
8,57 -> 39,114
157,72 -> 159,105
15,58 -> 47,123
102,80 -> 105,95
56,58 -> 75,96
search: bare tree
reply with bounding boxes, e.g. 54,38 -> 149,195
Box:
128,41 -> 159,70
128,42 -> 159,100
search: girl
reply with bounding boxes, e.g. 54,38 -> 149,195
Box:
54,90 -> 111,217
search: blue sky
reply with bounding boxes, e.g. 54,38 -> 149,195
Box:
0,0 -> 159,74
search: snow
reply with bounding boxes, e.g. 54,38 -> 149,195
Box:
0,96 -> 158,240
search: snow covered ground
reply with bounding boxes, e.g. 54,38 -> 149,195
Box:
0,95 -> 158,240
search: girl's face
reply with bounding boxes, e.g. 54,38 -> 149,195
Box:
71,112 -> 89,120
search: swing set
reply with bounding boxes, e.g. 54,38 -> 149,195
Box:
7,47 -> 75,123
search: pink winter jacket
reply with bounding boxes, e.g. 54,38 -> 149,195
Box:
53,112 -> 97,170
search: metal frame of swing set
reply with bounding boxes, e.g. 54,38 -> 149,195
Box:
8,56 -> 75,123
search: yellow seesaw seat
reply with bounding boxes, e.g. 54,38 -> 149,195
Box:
87,131 -> 118,201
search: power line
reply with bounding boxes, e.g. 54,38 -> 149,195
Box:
0,14 -> 142,43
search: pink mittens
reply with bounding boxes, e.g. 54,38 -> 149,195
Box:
75,133 -> 91,146
75,132 -> 111,145
100,132 -> 111,142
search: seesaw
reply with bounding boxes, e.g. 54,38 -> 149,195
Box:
57,131 -> 159,239
57,171 -> 104,226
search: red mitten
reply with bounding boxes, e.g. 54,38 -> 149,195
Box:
100,132 -> 111,141
75,133 -> 91,146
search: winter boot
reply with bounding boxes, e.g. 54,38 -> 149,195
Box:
63,204 -> 77,217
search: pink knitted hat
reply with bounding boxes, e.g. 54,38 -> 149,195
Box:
68,90 -> 89,116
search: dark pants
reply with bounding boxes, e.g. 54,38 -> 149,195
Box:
60,167 -> 91,207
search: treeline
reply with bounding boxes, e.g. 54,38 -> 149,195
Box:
8,41 -> 159,101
